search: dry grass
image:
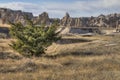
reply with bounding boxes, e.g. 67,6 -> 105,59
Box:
0,24 -> 11,28
0,34 -> 120,80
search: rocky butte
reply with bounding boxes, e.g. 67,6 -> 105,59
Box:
0,8 -> 120,29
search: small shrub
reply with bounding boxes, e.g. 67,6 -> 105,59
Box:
9,20 -> 60,57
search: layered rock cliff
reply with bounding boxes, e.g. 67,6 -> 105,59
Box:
0,8 -> 33,25
0,8 -> 120,28
0,8 -> 60,26
61,13 -> 120,28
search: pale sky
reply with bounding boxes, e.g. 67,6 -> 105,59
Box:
0,0 -> 120,18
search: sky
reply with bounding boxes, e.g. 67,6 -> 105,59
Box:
0,0 -> 120,18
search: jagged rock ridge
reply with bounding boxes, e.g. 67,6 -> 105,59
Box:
0,8 -> 33,25
61,13 -> 120,28
0,8 -> 120,28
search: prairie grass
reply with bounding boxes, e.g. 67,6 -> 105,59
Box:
0,34 -> 120,80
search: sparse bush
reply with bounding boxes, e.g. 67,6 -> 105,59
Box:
9,20 -> 60,57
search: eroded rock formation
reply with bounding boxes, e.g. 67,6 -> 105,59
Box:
0,8 -> 33,25
0,8 -> 120,28
32,12 -> 50,25
61,13 -> 120,28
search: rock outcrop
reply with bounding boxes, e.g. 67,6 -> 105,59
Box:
0,8 -> 120,28
0,8 -> 33,25
61,13 -> 70,26
0,8 -> 60,26
61,13 -> 120,28
61,13 -> 89,27
32,12 -> 50,25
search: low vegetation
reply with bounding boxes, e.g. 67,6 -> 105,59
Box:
9,21 -> 60,57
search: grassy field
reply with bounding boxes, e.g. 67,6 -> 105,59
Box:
0,34 -> 120,80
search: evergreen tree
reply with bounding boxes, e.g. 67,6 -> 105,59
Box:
9,20 -> 60,57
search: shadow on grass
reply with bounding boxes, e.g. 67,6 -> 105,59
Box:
57,38 -> 92,44
0,27 -> 10,38
44,51 -> 97,59
0,60 -> 38,73
0,52 -> 22,60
